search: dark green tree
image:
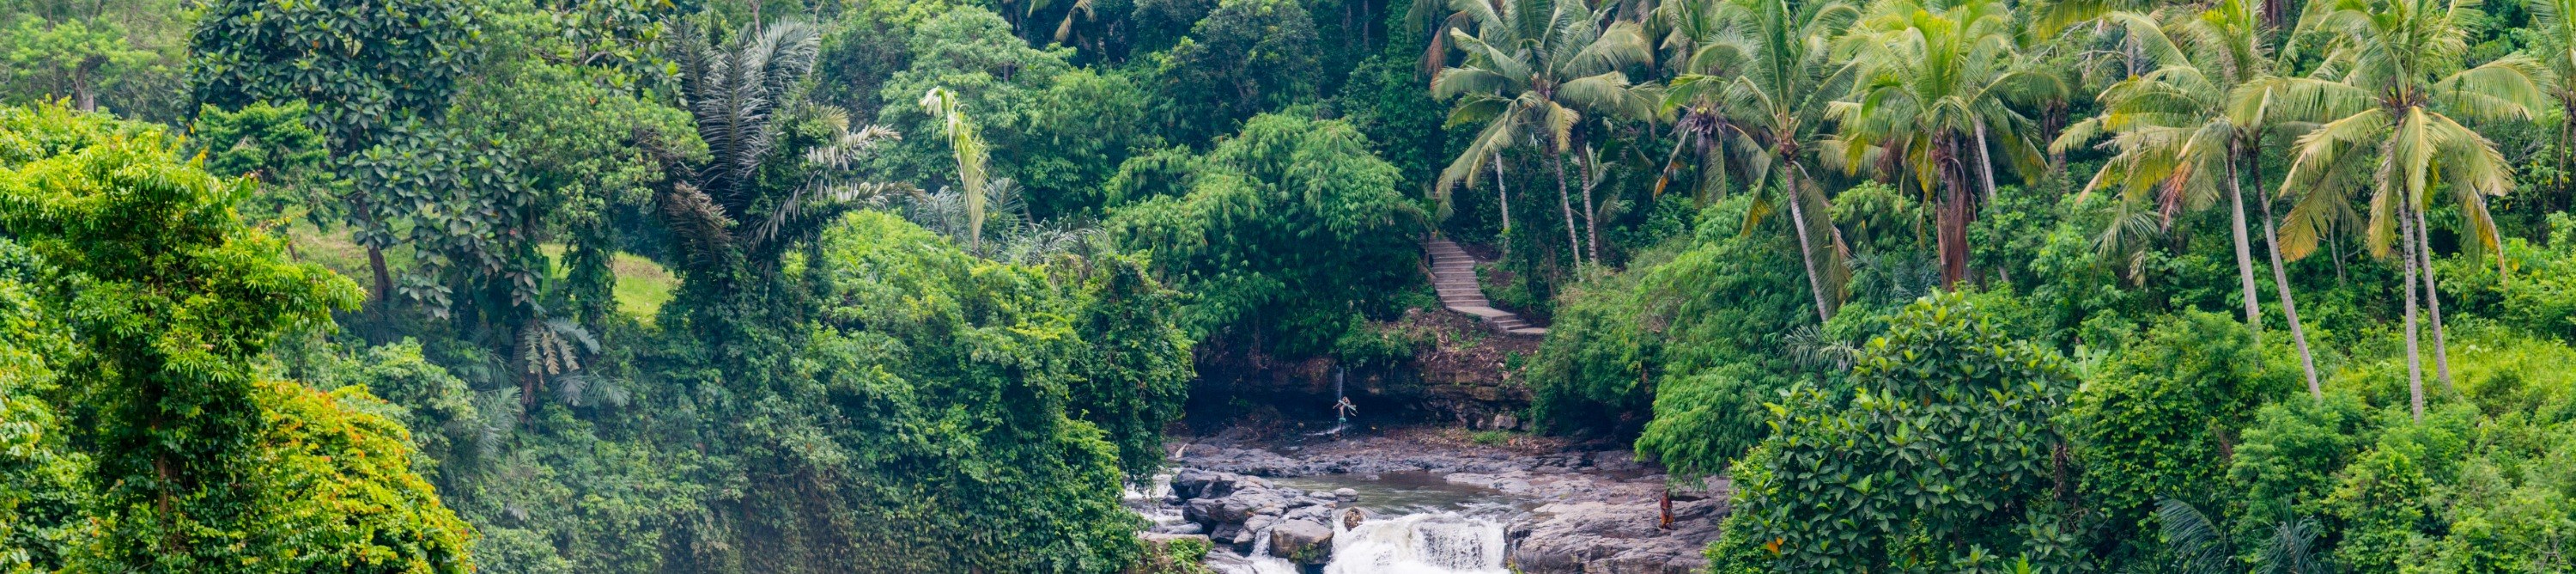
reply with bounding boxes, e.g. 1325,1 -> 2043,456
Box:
1106,113 -> 1426,357
1728,292 -> 2081,572
185,0 -> 484,303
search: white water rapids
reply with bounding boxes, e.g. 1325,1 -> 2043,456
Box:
1134,471 -> 1519,574
1210,510 -> 1510,574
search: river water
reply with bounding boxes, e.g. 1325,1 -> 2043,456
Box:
1161,472 -> 1526,574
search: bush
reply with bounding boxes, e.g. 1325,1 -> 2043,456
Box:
1726,292 -> 2076,571
2063,311 -> 2297,555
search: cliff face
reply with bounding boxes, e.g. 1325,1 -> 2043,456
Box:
1183,308 -> 1540,434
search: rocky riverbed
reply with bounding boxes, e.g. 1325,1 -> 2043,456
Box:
1131,428 -> 1728,574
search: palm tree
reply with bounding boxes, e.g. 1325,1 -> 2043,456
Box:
2275,0 -> 2543,420
1832,0 -> 2059,285
1664,0 -> 1860,321
658,19 -> 902,281
2527,0 -> 2576,212
1430,0 -> 1661,266
2053,0 -> 2324,395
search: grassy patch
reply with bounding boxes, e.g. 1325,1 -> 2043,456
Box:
611,252 -> 677,323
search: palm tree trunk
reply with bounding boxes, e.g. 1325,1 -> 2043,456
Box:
1495,158 -> 1513,260
2226,150 -> 2263,332
2414,202 -> 2453,391
1974,122 -> 2000,207
1582,168 -> 1601,263
1551,150 -> 1583,267
2402,205 -> 2425,422
1937,144 -> 1971,286
2251,159 -> 2321,397
1786,169 -> 1833,323
2561,100 -> 2574,213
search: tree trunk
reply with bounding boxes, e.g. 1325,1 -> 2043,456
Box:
2226,149 -> 2263,332
1937,143 -> 1971,286
2251,156 -> 2321,398
368,245 -> 394,307
1582,162 -> 1601,264
2560,102 -> 2573,213
1551,151 -> 1584,268
2402,206 -> 2425,422
1786,170 -> 1834,322
1974,121 -> 2000,207
2414,202 -> 2453,391
1495,157 -> 1512,260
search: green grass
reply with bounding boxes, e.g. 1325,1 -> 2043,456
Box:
286,229 -> 676,324
610,252 -> 677,323
1470,430 -> 1514,446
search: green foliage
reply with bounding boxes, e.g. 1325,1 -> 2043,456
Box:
2063,311 -> 2295,559
1062,253 -> 1200,478
1154,0 -> 1321,144
874,6 -> 1075,188
1534,196 -> 1812,446
2,15 -> 158,111
0,101 -> 470,572
190,101 -> 331,217
1106,113 -> 1425,358
186,0 -> 483,152
0,240 -> 85,572
1728,292 -> 2077,572
1633,363 -> 1773,478
803,211 -> 1151,571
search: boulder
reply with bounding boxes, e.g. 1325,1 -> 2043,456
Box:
1267,521 -> 1335,565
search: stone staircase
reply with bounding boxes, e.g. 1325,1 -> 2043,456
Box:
1426,237 -> 1546,337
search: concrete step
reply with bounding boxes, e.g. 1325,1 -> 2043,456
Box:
1505,327 -> 1548,337
1446,305 -> 1512,319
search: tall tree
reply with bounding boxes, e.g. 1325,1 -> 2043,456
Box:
1832,0 -> 2058,285
1430,0 -> 1660,266
1664,0 -> 1860,321
2054,0 -> 2324,395
2530,0 -> 2576,213
186,0 -> 483,306
2275,0 -> 2543,419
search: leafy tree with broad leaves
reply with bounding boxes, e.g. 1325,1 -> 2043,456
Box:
185,0 -> 484,304
1728,291 -> 2081,572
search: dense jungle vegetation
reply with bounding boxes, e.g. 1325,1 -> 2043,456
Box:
6,0 -> 2576,565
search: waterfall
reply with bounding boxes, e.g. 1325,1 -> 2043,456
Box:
1321,511 -> 1509,574
1205,510 -> 1510,574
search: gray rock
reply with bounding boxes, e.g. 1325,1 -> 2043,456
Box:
1333,488 -> 1358,501
1267,521 -> 1334,565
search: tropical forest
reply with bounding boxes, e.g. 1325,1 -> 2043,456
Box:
3,0 -> 2576,567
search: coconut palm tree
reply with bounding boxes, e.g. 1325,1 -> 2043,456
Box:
2275,0 -> 2544,419
2526,0 -> 2576,212
1832,0 -> 2060,285
1430,0 -> 1661,267
1664,0 -> 1860,321
2054,0 -> 2324,395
